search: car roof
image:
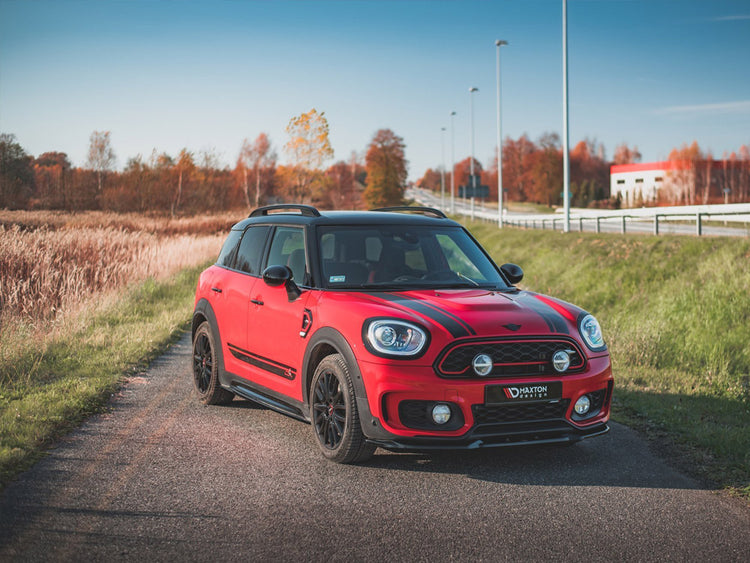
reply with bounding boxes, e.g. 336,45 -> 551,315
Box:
229,206 -> 462,231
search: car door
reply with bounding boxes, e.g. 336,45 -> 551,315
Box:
245,225 -> 313,401
211,225 -> 270,378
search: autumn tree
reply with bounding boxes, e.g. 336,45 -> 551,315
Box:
665,141 -> 701,204
283,109 -> 333,203
613,143 -> 642,165
528,133 -> 563,206
453,157 -> 484,196
363,129 -> 408,208
0,133 -> 34,209
172,149 -> 195,216
417,168 -> 442,192
238,133 -> 277,209
34,151 -> 71,208
570,139 -> 609,206
87,130 -> 116,199
501,135 -> 537,202
326,161 -> 361,209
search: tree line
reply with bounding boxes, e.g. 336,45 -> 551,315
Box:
3,117 -> 748,213
0,109 -> 408,214
418,134 -> 750,209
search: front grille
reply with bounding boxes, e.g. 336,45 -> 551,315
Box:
473,400 -> 570,426
436,338 -> 585,378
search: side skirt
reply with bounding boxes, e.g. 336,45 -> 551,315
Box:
221,376 -> 310,423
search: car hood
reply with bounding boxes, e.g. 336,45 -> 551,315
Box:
357,289 -> 585,339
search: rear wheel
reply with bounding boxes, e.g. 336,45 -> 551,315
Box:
310,354 -> 375,463
192,321 -> 234,405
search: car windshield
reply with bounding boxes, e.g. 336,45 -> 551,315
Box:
317,225 -> 509,290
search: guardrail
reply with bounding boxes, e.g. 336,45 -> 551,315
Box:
407,187 -> 750,237
452,202 -> 750,237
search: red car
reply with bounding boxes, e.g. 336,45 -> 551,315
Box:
192,205 -> 612,463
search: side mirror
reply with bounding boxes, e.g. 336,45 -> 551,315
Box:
500,263 -> 524,285
262,265 -> 302,302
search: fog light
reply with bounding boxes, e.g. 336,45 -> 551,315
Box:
472,354 -> 493,376
574,395 -> 591,415
552,350 -> 571,372
432,403 -> 452,425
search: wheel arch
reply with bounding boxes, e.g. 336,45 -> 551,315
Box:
192,298 -> 228,386
302,327 -> 394,441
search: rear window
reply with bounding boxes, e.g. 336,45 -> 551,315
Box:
216,229 -> 243,268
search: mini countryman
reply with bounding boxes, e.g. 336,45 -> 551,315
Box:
192,205 -> 612,463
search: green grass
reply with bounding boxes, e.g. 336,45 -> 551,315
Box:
0,262 -> 209,489
465,221 -> 750,496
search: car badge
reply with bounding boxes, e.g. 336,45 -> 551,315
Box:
503,323 -> 521,331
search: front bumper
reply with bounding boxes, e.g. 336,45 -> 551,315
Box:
357,355 -> 613,448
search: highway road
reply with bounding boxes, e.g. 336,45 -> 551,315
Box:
1,333 -> 749,561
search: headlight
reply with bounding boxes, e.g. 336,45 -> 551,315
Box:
364,319 -> 429,358
578,314 -> 606,351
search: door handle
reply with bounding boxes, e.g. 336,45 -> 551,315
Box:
211,287 -> 222,293
251,298 -> 264,306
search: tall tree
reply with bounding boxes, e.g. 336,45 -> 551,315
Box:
173,149 -> 194,216
283,109 -> 333,203
0,133 -> 34,209
501,135 -> 537,202
87,130 -> 116,198
363,129 -> 408,208
238,133 -> 277,209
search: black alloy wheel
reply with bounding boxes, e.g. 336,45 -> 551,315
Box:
313,371 -> 347,449
310,354 -> 375,463
192,321 -> 234,405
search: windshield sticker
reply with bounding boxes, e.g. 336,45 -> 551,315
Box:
329,275 -> 346,283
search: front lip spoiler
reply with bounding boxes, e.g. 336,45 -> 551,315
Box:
366,423 -> 609,452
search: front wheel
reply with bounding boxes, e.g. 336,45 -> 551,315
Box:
310,354 -> 375,463
192,321 -> 234,405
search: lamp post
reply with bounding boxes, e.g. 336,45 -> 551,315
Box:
562,0 -> 571,232
469,87 -> 479,209
450,111 -> 456,213
440,127 -> 447,210
496,39 -> 508,228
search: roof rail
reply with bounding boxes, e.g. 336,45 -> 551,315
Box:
250,204 -> 321,218
371,206 -> 447,219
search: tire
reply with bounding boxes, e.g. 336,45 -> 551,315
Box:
192,321 -> 234,405
310,354 -> 375,463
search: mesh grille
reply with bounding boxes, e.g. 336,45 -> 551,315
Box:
472,400 -> 570,425
437,339 -> 584,378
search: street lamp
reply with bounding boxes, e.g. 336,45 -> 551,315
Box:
440,127 -> 447,210
469,87 -> 479,208
496,39 -> 508,228
450,111 -> 456,213
562,0 -> 571,232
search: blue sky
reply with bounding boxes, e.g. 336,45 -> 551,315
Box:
1,0 -> 749,180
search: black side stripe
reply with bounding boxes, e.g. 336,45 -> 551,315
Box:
228,343 -> 296,380
367,292 -> 474,338
516,294 -> 569,335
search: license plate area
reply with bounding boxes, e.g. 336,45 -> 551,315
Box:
485,381 -> 562,405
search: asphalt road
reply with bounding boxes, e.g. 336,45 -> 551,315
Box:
1,333 -> 748,562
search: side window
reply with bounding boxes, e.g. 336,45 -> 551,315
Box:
266,227 -> 308,285
235,226 -> 270,275
216,229 -> 243,268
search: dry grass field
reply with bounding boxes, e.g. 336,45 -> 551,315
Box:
0,210 -> 238,385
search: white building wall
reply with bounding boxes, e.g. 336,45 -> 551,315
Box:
611,168 -> 665,207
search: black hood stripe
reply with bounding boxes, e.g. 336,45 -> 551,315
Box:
392,292 -> 476,336
515,293 -> 570,334
366,292 -> 474,339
